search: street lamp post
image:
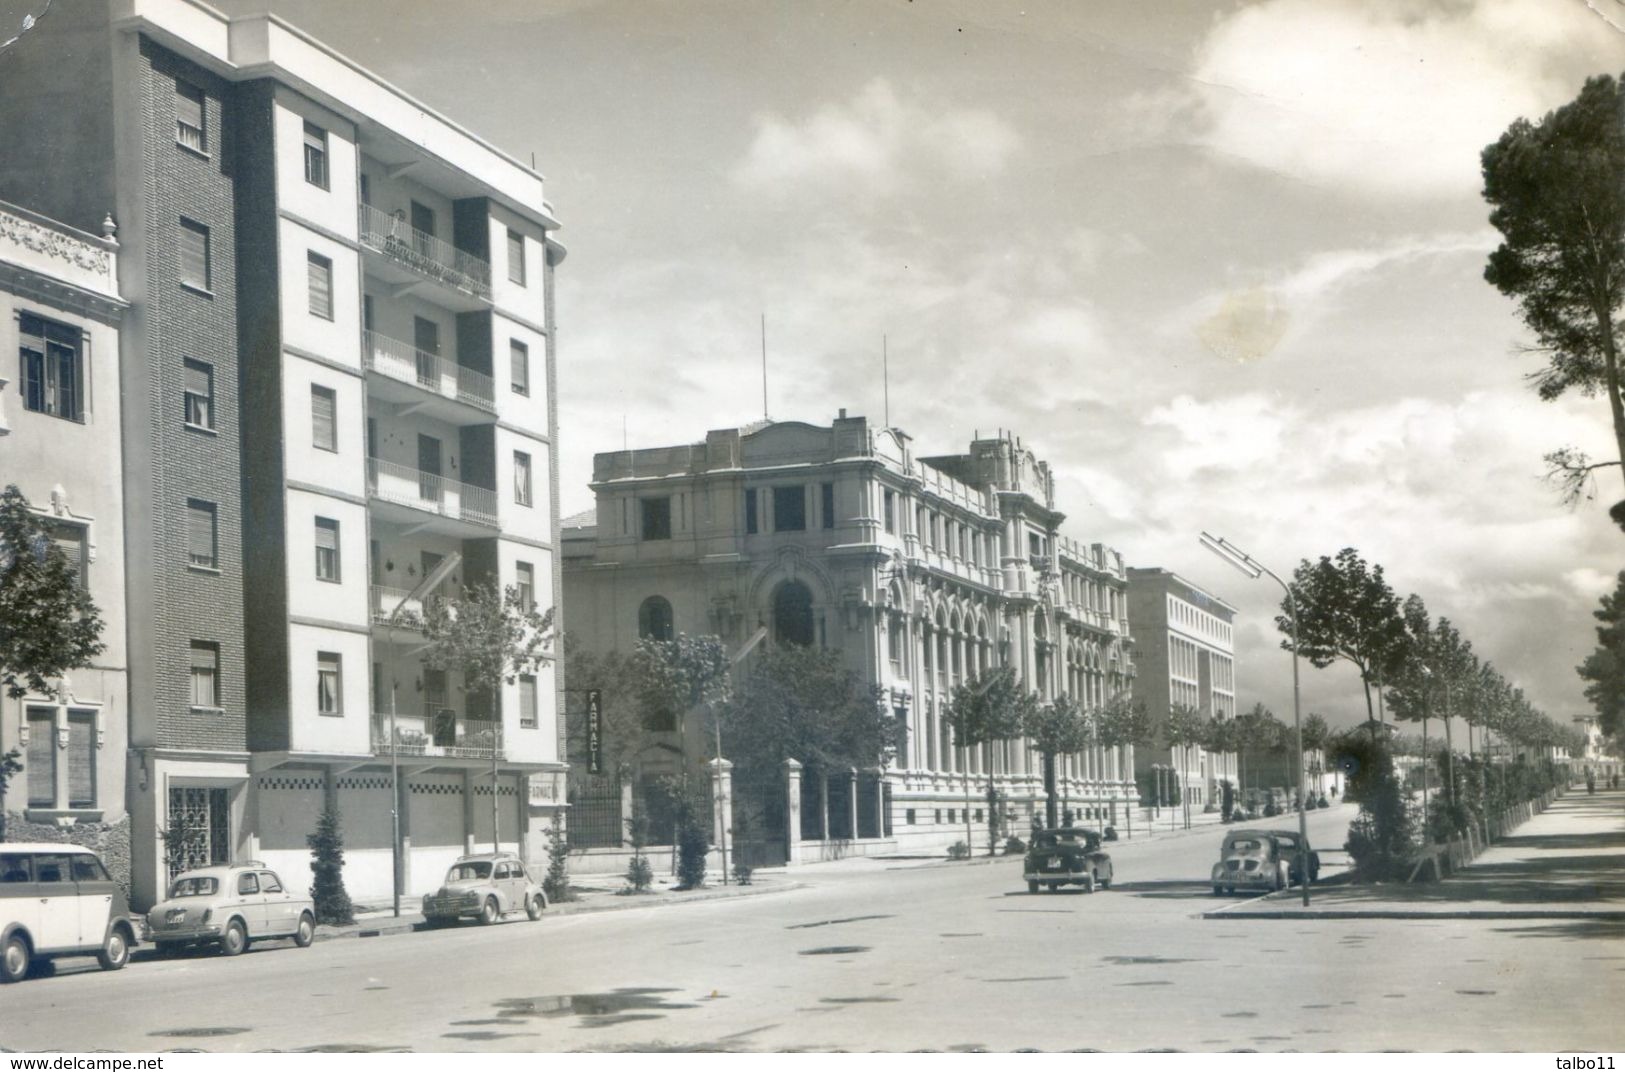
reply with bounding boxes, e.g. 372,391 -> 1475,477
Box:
1200,532 -> 1310,907
385,552 -> 462,918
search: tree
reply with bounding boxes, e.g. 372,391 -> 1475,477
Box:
944,666 -> 1036,852
640,634 -> 731,757
1233,703 -> 1286,791
0,485 -> 105,700
306,805 -> 355,925
1024,696 -> 1093,829
541,811 -> 574,903
1301,713 -> 1331,756
1279,548 -> 1405,725
1482,74 -> 1625,511
421,580 -> 555,850
1162,703 -> 1208,826
1579,570 -> 1625,742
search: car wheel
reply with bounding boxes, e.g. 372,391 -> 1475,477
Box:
1213,885 -> 1224,897
1082,874 -> 1096,894
526,895 -> 544,921
96,925 -> 130,971
1027,881 -> 1039,894
293,913 -> 315,948
1101,864 -> 1114,889
220,919 -> 248,957
479,897 -> 500,926
1,933 -> 30,983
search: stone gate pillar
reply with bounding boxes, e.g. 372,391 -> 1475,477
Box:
708,758 -> 734,855
846,768 -> 860,840
784,758 -> 803,866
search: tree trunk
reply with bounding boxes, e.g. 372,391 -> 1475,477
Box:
1595,300 -> 1625,491
1043,752 -> 1058,828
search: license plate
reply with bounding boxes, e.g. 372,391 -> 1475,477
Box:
166,909 -> 186,924
1047,856 -> 1061,868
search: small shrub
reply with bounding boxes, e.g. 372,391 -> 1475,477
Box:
1263,801 -> 1280,817
732,858 -> 754,886
1004,836 -> 1026,855
624,854 -> 654,893
947,840 -> 971,860
1103,825 -> 1118,841
306,806 -> 355,925
1316,795 -> 1330,809
676,819 -> 709,890
542,811 -> 575,903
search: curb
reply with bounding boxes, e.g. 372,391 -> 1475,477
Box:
313,880 -> 807,943
1201,908 -> 1625,921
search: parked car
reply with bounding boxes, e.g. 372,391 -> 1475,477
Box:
421,852 -> 546,926
145,862 -> 315,957
1210,828 -> 1319,895
1,844 -> 140,983
1023,827 -> 1114,894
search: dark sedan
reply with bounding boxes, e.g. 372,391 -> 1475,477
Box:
1023,827 -> 1114,894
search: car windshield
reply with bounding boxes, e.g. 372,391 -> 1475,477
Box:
169,876 -> 219,897
448,862 -> 492,881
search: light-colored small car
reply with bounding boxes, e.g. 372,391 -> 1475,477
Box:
1,844 -> 140,982
145,862 -> 315,956
1211,828 -> 1319,895
421,852 -> 546,926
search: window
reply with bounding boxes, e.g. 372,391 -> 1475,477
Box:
26,708 -> 54,808
183,358 -> 214,430
821,483 -> 835,530
639,596 -> 674,641
303,122 -> 329,189
178,218 -> 210,291
311,385 -> 337,452
307,252 -> 333,320
18,313 -> 83,422
745,488 -> 758,535
513,451 -> 533,506
186,499 -> 217,569
507,229 -> 526,285
67,712 -> 95,809
176,80 -> 206,151
641,497 -> 671,541
314,517 -> 340,582
50,524 -> 86,589
510,339 -> 529,395
883,490 -> 895,534
317,652 -> 342,715
190,642 -> 220,709
519,674 -> 538,728
515,561 -> 534,610
773,486 -> 805,532
238,872 -> 259,896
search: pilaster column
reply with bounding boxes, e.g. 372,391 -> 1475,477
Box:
784,759 -> 803,865
709,758 -> 734,852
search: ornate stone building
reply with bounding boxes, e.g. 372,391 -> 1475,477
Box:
562,411 -> 1138,857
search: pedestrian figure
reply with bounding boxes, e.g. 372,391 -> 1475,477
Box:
1586,769 -> 1596,794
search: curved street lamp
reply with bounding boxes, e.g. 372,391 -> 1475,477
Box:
1199,532 -> 1310,907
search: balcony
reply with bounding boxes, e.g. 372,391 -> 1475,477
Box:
372,710 -> 503,762
358,204 -> 491,308
366,457 -> 498,533
370,584 -> 428,629
363,330 -> 496,420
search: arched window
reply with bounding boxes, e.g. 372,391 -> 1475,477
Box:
772,581 -> 815,647
638,596 -> 674,641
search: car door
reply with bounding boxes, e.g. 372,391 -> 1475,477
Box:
259,872 -> 298,935
234,870 -> 266,937
70,853 -> 115,950
0,853 -> 41,953
31,853 -> 79,952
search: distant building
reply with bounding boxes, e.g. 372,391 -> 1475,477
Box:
1125,568 -> 1238,809
0,200 -> 129,849
563,413 -> 1138,860
0,0 -> 564,907
1573,715 -> 1620,779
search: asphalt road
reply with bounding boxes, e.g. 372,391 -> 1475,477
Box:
2,805 -> 1619,1052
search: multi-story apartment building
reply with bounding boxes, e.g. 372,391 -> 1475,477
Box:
1573,715 -> 1620,780
1125,568 -> 1238,810
562,412 -> 1137,858
0,0 -> 564,907
0,201 -> 129,860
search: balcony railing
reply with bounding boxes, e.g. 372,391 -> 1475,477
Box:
358,204 -> 492,302
372,710 -> 503,761
363,330 -> 496,414
366,457 -> 499,528
371,584 -> 428,628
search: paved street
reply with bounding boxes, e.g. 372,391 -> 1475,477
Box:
2,799 -> 1620,1052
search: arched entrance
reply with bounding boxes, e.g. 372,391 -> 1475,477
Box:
772,580 -> 815,647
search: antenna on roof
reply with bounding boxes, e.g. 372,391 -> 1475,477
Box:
883,335 -> 890,429
761,313 -> 769,420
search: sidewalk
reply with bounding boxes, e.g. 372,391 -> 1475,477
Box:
1206,786 -> 1625,921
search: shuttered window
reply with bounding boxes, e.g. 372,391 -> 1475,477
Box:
314,517 -> 340,581
67,712 -> 95,809
307,252 -> 333,320
51,525 -> 86,589
510,339 -> 529,395
19,313 -> 83,422
190,642 -> 219,709
26,709 -> 54,808
183,358 -> 214,429
176,80 -> 206,151
519,675 -> 538,728
311,385 -> 337,451
507,229 -> 526,285
514,451 -> 532,507
178,218 -> 210,290
186,499 -> 217,569
515,561 -> 534,610
303,122 -> 329,189
317,653 -> 342,715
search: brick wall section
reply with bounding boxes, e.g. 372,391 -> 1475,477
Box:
138,37 -> 248,753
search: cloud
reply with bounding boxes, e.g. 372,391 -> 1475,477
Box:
1183,0 -> 1621,199
730,78 -> 1020,194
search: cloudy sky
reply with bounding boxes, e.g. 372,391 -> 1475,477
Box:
226,0 -> 1625,733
